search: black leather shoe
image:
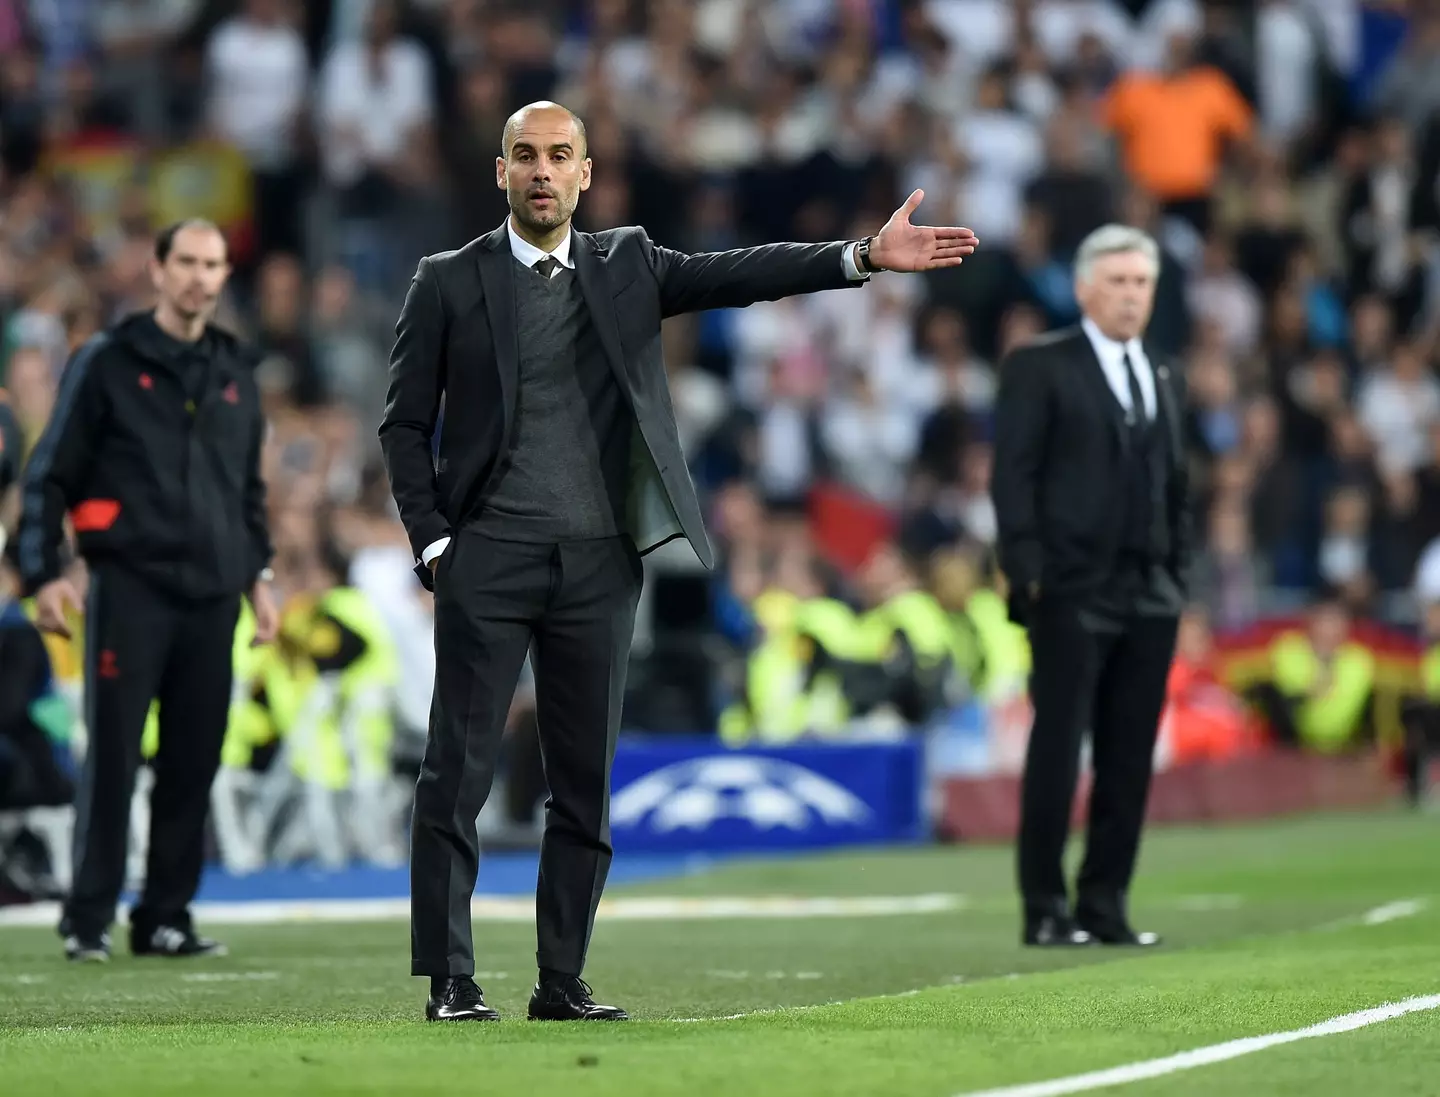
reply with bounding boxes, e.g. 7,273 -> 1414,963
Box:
64,932 -> 111,963
1078,920 -> 1162,946
131,924 -> 228,958
1023,914 -> 1096,947
426,976 -> 501,1022
528,976 -> 629,1021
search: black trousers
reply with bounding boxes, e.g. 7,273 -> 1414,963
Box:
1400,699 -> 1440,804
62,564 -> 239,937
1018,599 -> 1178,925
411,531 -> 642,978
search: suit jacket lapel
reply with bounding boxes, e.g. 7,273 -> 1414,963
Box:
1073,329 -> 1129,453
476,224 -> 518,433
572,232 -> 632,394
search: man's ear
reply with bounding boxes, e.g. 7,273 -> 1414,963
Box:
579,158 -> 593,192
495,156 -> 507,190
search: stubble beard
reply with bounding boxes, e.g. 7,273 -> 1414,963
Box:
511,193 -> 572,235
166,292 -> 211,324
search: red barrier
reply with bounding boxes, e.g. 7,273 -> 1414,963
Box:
937,750 -> 1396,843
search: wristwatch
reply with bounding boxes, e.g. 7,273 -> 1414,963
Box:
855,236 -> 880,274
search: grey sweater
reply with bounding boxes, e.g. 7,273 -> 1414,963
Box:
476,259 -> 635,542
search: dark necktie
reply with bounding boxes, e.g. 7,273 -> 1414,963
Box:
1122,350 -> 1148,425
533,256 -> 560,279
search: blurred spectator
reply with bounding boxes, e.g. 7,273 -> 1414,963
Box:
1023,119 -> 1113,261
1250,595 -> 1376,753
1356,338 -> 1440,475
1234,172 -> 1308,301
1101,29 -> 1252,233
1187,237 -> 1261,356
1161,606 -> 1260,764
822,369 -> 918,505
316,0 -> 438,291
1342,116 -> 1427,328
1317,484 -> 1377,611
1237,394 -> 1300,562
204,0 -> 309,258
1191,501 -> 1264,632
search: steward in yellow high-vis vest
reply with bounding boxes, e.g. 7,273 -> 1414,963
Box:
720,590 -> 850,745
247,540 -> 402,870
1249,600 -> 1374,753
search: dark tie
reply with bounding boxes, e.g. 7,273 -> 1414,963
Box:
533,256 -> 559,279
1122,350 -> 1148,425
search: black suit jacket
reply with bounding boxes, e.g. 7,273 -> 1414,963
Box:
990,326 -> 1191,621
379,222 -> 860,589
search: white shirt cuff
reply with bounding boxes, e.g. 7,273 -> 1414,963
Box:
421,537 -> 450,566
842,241 -> 871,282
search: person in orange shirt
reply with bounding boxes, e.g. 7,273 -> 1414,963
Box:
1162,606 -> 1260,765
1101,32 -> 1253,234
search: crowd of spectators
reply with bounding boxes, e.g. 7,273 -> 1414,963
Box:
0,0 -> 1438,743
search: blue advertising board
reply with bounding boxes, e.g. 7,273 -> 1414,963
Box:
608,736 -> 927,853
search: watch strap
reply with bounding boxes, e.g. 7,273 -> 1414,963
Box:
856,236 -> 879,274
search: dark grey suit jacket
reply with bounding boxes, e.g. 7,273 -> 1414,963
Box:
378,221 -> 862,589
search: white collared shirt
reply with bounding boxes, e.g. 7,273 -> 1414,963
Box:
506,218 -> 574,274
1081,316 -> 1156,421
420,221 -> 869,567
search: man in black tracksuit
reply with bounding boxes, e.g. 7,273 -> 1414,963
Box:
15,220 -> 279,962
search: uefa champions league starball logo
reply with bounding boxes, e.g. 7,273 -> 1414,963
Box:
610,756 -> 874,832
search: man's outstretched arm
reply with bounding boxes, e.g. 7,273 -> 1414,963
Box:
647,189 -> 978,318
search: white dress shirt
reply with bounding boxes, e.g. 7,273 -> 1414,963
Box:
1081,316 -> 1156,422
420,220 -> 869,568
506,218 -> 575,274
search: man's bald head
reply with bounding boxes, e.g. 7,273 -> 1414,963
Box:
501,101 -> 587,159
497,101 -> 593,242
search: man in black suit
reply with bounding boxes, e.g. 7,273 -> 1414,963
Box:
379,100 -> 978,1022
992,224 -> 1190,949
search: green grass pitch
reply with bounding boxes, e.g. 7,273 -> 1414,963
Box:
2,810 -> 1438,1096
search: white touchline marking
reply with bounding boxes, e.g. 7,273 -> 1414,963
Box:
0,894 -> 966,928
1317,898 -> 1432,933
951,994 -> 1440,1097
667,978 -> 969,1023
1362,899 -> 1427,925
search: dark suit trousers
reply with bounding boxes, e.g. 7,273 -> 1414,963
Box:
411,530 -> 642,978
1018,598 -> 1178,924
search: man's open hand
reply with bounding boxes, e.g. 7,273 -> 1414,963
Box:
869,189 -> 979,273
